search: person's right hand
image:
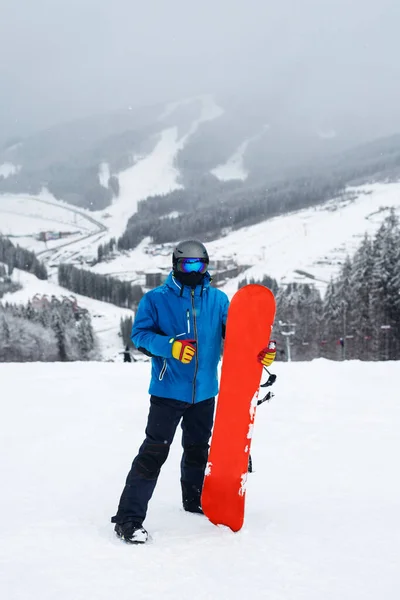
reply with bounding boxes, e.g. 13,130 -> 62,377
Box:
171,339 -> 196,364
257,340 -> 276,367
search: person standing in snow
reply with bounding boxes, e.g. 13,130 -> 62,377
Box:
111,240 -> 276,543
123,345 -> 132,363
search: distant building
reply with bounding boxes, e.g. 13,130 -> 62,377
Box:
35,231 -> 79,242
31,293 -> 88,317
145,271 -> 163,288
32,293 -> 51,308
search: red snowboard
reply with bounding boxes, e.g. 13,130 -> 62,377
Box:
201,284 -> 276,532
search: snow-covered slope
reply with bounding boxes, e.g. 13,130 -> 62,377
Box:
96,95 -> 224,239
211,138 -> 250,181
0,360 -> 399,599
5,181 -> 399,294
91,182 -> 400,295
0,162 -> 20,178
98,128 -> 183,239
211,126 -> 270,182
0,190 -> 108,258
2,181 -> 400,358
213,182 -> 400,294
0,96 -> 225,250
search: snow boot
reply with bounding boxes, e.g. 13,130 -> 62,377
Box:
114,520 -> 148,544
183,500 -> 204,514
182,481 -> 204,514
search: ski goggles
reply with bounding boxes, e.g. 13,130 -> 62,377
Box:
176,258 -> 208,274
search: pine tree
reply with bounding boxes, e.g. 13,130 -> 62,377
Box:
51,314 -> 68,361
334,256 -> 354,358
371,210 -> 400,359
120,315 -> 133,348
77,313 -> 95,359
321,280 -> 341,360
351,235 -> 374,360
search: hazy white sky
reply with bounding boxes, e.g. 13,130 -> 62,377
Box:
1,0 -> 399,140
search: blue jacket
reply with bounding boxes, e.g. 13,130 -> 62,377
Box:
131,272 -> 229,403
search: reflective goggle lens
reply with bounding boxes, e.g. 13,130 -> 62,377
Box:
177,258 -> 208,274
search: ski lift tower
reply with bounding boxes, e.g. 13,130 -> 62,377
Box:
278,320 -> 296,362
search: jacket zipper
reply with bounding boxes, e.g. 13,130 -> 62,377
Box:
159,359 -> 167,381
191,290 -> 198,404
186,309 -> 191,334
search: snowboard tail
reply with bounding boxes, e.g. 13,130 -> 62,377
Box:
201,284 -> 276,531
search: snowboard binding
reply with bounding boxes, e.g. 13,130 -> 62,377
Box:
248,368 -> 277,473
257,367 -> 277,405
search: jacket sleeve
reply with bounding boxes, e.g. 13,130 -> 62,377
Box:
221,292 -> 230,338
221,292 -> 229,326
130,293 -> 174,358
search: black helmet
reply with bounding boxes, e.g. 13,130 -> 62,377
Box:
172,240 -> 209,269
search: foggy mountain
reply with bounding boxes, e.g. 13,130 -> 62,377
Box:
1,0 -> 400,143
2,0 -> 400,244
2,93 -> 400,216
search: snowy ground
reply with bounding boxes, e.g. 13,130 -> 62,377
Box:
0,360 -> 399,600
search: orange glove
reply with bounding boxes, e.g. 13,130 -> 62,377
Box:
172,339 -> 196,364
257,340 -> 276,367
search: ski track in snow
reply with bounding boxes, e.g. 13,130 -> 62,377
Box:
96,95 -> 224,240
0,162 -> 21,178
98,162 -> 111,188
0,360 -> 399,599
211,125 -> 270,182
211,139 -> 249,181
101,127 -> 183,239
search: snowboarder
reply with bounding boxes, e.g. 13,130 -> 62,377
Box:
111,240 -> 276,543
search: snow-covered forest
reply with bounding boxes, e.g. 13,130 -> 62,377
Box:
240,211 -> 400,361
58,264 -> 144,309
0,235 -> 47,280
2,208 -> 400,363
0,297 -> 97,362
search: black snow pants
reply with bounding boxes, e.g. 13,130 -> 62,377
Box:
112,395 -> 215,526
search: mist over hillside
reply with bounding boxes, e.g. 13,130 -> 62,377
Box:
2,94 -> 400,218
1,0 -> 400,211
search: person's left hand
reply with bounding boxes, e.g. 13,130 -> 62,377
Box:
257,340 -> 276,367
